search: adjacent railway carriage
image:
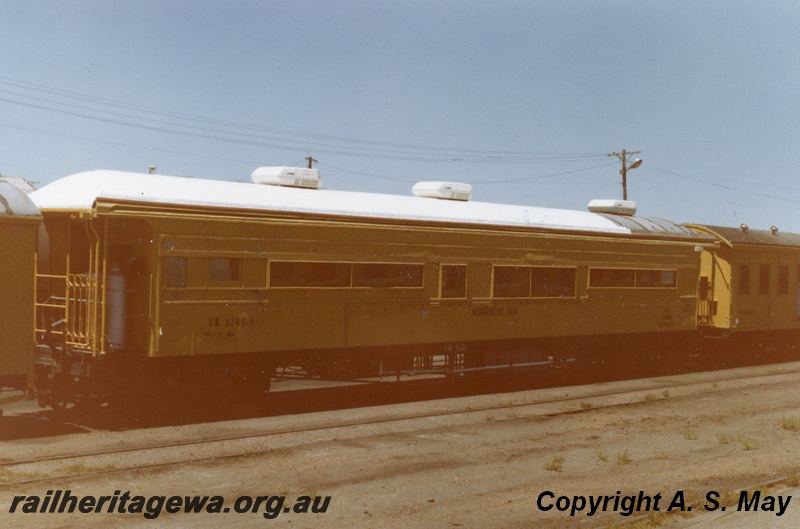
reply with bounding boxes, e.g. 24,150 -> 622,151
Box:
0,181 -> 41,400
688,224 -> 800,346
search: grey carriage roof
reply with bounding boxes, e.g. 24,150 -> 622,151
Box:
598,213 -> 711,239
687,224 -> 800,248
0,180 -> 42,217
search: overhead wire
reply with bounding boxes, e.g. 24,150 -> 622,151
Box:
645,165 -> 800,204
7,76 -> 785,205
318,161 -> 618,185
0,76 -> 608,163
0,91 -> 604,163
0,122 -> 264,167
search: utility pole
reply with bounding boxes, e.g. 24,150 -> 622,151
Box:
608,149 -> 642,200
305,156 -> 317,169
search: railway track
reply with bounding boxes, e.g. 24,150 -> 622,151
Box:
1,361 -> 797,489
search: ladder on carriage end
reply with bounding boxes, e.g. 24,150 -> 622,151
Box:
35,271 -> 102,356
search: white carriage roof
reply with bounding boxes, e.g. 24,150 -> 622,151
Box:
31,169 -> 671,236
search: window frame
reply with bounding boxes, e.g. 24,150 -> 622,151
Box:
269,261 -> 352,289
759,264 -> 770,295
164,256 -> 187,288
208,257 -> 242,285
440,264 -> 468,299
739,264 -> 751,295
492,265 -> 531,298
492,265 -> 577,299
530,266 -> 577,298
778,265 -> 789,295
588,268 -> 678,289
268,260 -> 424,289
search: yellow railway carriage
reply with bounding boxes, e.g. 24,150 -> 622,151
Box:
688,224 -> 800,346
0,181 -> 41,406
24,168 -> 718,406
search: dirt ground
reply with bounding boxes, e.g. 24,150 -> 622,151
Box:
1,361 -> 799,529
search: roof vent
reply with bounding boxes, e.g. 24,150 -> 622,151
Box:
412,181 -> 472,201
251,166 -> 321,189
771,225 -> 779,235
740,223 -> 749,233
587,199 -> 637,216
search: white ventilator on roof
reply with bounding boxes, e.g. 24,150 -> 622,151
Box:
412,181 -> 472,201
251,166 -> 321,189
30,169 -> 635,235
587,199 -> 637,216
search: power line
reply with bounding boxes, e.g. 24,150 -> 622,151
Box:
12,77 -> 788,207
318,161 -> 618,185
0,91 -> 604,163
0,121 -> 264,167
645,165 -> 800,204
0,76 -> 608,163
473,162 -> 618,184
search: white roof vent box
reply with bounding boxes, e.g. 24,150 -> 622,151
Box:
251,166 -> 321,189
412,181 -> 472,201
587,199 -> 637,216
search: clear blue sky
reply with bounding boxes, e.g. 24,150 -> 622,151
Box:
2,1 -> 798,231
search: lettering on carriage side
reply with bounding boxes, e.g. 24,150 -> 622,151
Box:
680,298 -> 693,315
473,307 -> 504,317
203,314 -> 258,340
207,315 -> 256,328
658,308 -> 675,328
472,306 -> 518,317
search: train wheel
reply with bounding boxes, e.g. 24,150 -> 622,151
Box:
204,366 -> 272,415
52,399 -> 77,413
37,371 -> 78,413
45,382 -> 78,413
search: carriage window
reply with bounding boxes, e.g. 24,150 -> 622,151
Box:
270,261 -> 351,288
796,265 -> 800,320
352,263 -> 423,288
636,270 -> 677,288
779,266 -> 789,295
270,261 -> 422,288
493,266 -> 530,298
588,268 -> 676,289
209,258 -> 240,282
589,268 -> 635,288
165,257 -> 187,288
441,265 -> 467,299
759,264 -> 770,295
739,265 -> 751,295
531,267 -> 576,298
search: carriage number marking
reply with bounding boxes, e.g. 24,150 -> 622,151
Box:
208,316 -> 256,328
472,306 -> 518,317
